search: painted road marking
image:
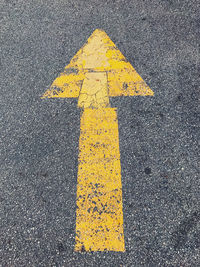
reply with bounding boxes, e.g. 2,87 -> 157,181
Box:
42,29 -> 154,252
78,72 -> 110,109
75,108 -> 124,251
42,29 -> 153,99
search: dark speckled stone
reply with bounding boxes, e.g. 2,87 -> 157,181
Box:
1,0 -> 199,266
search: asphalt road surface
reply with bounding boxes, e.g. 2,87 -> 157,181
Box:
1,0 -> 199,266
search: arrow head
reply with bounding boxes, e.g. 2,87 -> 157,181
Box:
42,29 -> 154,99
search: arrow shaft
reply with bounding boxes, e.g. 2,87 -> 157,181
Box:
75,108 -> 125,251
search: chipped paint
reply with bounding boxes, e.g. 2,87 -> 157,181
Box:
42,70 -> 84,98
42,29 -> 154,98
75,108 -> 124,252
41,29 -> 154,252
78,72 -> 110,109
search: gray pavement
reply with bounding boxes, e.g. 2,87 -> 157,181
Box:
1,0 -> 200,266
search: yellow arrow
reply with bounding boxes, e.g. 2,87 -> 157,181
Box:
42,29 -> 154,252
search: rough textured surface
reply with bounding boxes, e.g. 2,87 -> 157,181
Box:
78,72 -> 110,109
75,108 -> 124,252
42,29 -> 153,99
1,0 -> 199,266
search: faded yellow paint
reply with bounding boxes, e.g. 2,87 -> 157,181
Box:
41,69 -> 85,98
42,29 -> 154,98
75,108 -> 125,252
67,29 -> 124,71
42,28 -> 155,252
108,65 -> 154,97
78,72 -> 110,109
